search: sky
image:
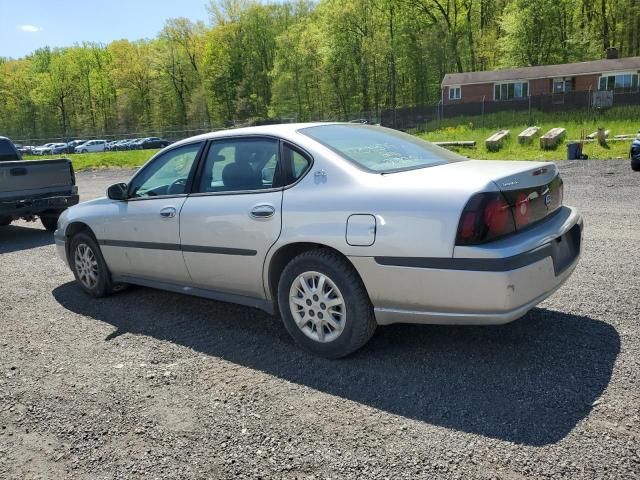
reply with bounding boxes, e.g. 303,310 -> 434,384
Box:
0,0 -> 210,59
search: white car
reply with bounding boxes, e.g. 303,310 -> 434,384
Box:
55,123 -> 582,358
32,143 -> 56,155
75,140 -> 107,153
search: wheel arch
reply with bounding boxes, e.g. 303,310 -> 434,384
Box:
64,221 -> 98,258
265,241 -> 367,312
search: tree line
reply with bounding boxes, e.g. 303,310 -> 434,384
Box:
1,0 -> 639,141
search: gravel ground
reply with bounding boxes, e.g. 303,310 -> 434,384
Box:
1,161 -> 639,479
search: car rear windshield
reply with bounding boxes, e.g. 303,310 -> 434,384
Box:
0,139 -> 20,162
298,124 -> 465,173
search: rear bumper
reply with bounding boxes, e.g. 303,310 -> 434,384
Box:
349,207 -> 583,326
0,192 -> 79,217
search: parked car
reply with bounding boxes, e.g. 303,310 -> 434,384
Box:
112,139 -> 130,151
33,143 -> 56,155
15,144 -> 34,155
75,139 -> 107,153
630,138 -> 640,171
0,136 -> 79,231
127,138 -> 144,149
50,143 -> 69,154
135,137 -> 170,150
54,123 -> 582,358
66,140 -> 86,153
105,140 -> 120,151
116,138 -> 139,150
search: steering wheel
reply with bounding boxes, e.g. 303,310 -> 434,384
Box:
167,178 -> 187,195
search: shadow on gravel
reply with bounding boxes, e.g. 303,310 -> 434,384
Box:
0,225 -> 53,254
53,281 -> 619,446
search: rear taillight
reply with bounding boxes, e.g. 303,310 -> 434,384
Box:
456,192 -> 516,245
457,175 -> 564,246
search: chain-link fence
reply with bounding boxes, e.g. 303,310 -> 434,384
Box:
383,91 -> 640,131
12,90 -> 640,147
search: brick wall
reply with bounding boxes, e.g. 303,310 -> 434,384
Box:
444,73 -> 602,104
444,84 -> 494,105
574,74 -> 600,91
529,78 -> 551,95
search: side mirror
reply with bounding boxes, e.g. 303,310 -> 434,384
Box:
107,182 -> 128,201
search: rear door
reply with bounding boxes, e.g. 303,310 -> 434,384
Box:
179,137 -> 284,298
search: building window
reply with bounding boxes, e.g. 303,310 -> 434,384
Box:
449,86 -> 461,100
599,73 -> 639,93
553,78 -> 573,93
494,81 -> 529,100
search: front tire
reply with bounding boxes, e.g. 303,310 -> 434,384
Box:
69,232 -> 116,298
277,249 -> 376,358
632,156 -> 640,172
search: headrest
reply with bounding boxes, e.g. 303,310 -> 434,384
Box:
222,162 -> 261,190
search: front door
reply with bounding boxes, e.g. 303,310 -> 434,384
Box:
100,142 -> 203,284
179,137 -> 283,298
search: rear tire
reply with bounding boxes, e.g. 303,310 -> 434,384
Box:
277,249 -> 376,358
69,232 -> 116,298
40,214 -> 59,232
0,216 -> 12,226
631,156 -> 640,172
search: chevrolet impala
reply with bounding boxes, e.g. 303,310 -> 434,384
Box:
55,124 -> 583,358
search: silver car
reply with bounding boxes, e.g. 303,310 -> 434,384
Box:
55,123 -> 583,358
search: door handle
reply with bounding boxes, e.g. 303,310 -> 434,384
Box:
250,204 -> 275,219
159,206 -> 177,218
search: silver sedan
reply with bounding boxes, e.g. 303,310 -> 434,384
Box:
55,123 -> 583,358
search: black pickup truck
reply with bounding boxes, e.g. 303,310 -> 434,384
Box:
0,136 -> 79,231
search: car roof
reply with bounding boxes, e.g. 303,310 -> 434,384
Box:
168,122 -> 338,149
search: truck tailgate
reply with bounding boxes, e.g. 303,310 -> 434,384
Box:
0,159 -> 75,200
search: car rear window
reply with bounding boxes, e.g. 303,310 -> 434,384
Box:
298,124 -> 465,173
0,139 -> 20,161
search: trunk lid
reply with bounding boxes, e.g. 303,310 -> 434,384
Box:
0,159 -> 75,200
383,159 -> 564,244
456,160 -> 564,228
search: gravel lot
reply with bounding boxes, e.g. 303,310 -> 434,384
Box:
1,161 -> 639,479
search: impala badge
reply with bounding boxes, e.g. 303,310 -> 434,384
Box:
502,180 -> 519,187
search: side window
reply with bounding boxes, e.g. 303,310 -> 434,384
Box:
197,138 -> 279,193
283,144 -> 311,183
129,142 -> 202,198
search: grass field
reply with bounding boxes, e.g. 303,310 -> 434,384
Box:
22,149 -> 159,170
20,107 -> 640,169
419,107 -> 639,161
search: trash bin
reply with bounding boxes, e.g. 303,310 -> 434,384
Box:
567,142 -> 581,160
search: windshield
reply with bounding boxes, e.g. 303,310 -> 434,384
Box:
299,124 -> 465,173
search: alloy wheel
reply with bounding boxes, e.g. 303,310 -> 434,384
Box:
74,243 -> 99,289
